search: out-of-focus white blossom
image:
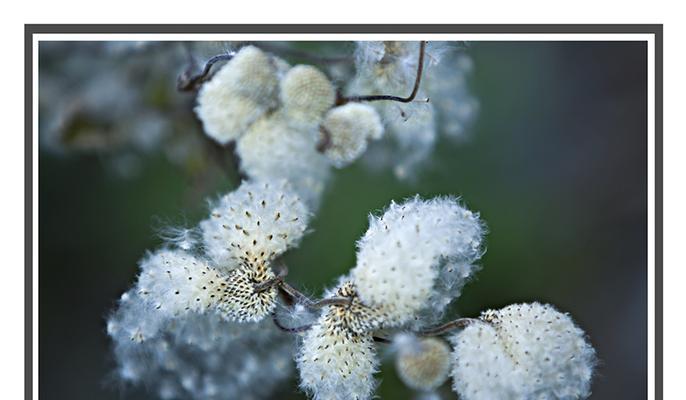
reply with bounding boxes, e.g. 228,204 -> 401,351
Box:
108,290 -> 293,400
200,180 -> 310,269
236,112 -> 331,209
297,281 -> 381,400
350,41 -> 478,180
280,65 -> 336,125
320,103 -> 384,168
393,334 -> 452,392
450,303 -> 597,400
351,196 -> 484,327
195,46 -> 280,144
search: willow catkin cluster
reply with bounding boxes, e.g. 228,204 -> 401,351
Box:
107,180 -> 309,399
194,45 -> 386,209
297,196 -> 485,400
450,303 -> 597,400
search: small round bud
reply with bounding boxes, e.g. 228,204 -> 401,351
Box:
320,103 -> 384,168
395,335 -> 451,391
195,46 -> 279,144
280,65 -> 336,124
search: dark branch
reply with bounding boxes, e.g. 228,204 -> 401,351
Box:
177,53 -> 235,92
419,318 -> 482,336
338,41 -> 427,105
271,312 -> 312,333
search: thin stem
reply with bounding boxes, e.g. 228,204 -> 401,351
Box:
339,41 -> 427,105
271,312 -> 312,333
419,317 -> 482,336
177,53 -> 235,91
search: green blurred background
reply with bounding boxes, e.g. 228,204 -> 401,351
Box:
39,41 -> 647,399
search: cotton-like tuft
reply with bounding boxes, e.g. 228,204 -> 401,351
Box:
394,334 -> 452,392
195,46 -> 279,144
450,303 -> 597,400
321,103 -> 384,168
296,281 -> 381,400
280,65 -> 336,124
200,180 -> 309,269
108,295 -> 294,400
351,196 -> 484,326
236,112 -> 331,209
136,249 -> 230,317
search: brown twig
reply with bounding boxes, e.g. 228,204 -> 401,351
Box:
177,53 -> 235,91
419,318 -> 482,336
338,41 -> 427,105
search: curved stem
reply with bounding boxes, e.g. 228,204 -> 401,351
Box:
339,41 -> 427,105
177,53 -> 235,91
271,312 -> 312,333
419,317 -> 482,336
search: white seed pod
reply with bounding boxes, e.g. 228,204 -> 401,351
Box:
280,65 -> 336,124
195,45 -> 279,144
136,249 -> 230,317
450,303 -> 597,400
236,112 -> 331,209
351,196 -> 484,327
200,180 -> 309,269
321,103 -> 384,168
296,281 -> 380,400
394,335 -> 452,392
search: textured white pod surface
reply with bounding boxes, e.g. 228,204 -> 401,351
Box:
351,196 -> 484,326
280,65 -> 336,124
236,112 -> 331,209
297,281 -> 380,400
136,249 -> 230,317
200,180 -> 309,269
394,335 -> 452,391
195,46 -> 279,144
321,103 -> 384,168
450,303 -> 596,400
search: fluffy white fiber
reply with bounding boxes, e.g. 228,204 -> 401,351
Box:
200,180 -> 310,269
195,46 -> 280,144
321,103 -> 384,168
450,303 -> 597,400
280,65 -> 336,125
351,196 -> 484,326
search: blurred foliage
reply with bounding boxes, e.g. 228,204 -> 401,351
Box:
39,41 -> 647,399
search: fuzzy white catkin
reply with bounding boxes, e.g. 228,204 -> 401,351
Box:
195,46 -> 279,144
236,112 -> 331,209
136,249 -> 229,317
280,65 -> 336,124
350,196 -> 484,327
450,303 -> 597,400
108,293 -> 293,400
321,103 -> 384,168
393,334 -> 452,392
200,180 -> 309,269
296,281 -> 380,400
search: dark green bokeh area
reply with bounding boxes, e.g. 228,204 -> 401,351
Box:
39,41 -> 647,399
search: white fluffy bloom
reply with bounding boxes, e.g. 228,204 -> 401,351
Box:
108,291 -> 293,400
393,334 -> 452,392
136,249 -> 230,317
351,196 -> 484,327
297,281 -> 381,400
195,46 -> 280,144
320,103 -> 384,168
236,112 -> 331,209
450,303 -> 597,400
280,65 -> 336,124
200,180 -> 310,269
